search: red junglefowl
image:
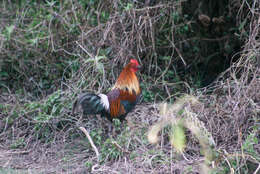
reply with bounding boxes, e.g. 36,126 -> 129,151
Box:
72,59 -> 141,122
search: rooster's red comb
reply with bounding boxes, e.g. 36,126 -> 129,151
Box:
130,59 -> 139,65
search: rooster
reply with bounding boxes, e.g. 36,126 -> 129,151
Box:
72,59 -> 141,122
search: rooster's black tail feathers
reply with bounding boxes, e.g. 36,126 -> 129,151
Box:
72,93 -> 108,116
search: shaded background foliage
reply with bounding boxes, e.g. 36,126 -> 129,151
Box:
0,0 -> 244,100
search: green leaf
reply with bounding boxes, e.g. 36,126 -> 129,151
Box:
96,62 -> 104,74
125,3 -> 133,11
170,123 -> 186,152
6,25 -> 15,35
5,25 -> 15,39
239,19 -> 247,31
0,71 -> 9,77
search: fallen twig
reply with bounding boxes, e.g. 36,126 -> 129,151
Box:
111,140 -> 129,154
79,126 -> 100,160
253,163 -> 260,174
6,150 -> 31,155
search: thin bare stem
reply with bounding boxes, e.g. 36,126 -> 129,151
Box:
79,126 -> 100,160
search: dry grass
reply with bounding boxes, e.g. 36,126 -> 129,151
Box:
0,78 -> 259,173
0,103 -> 203,173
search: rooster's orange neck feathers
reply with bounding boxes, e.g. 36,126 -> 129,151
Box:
113,60 -> 140,95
